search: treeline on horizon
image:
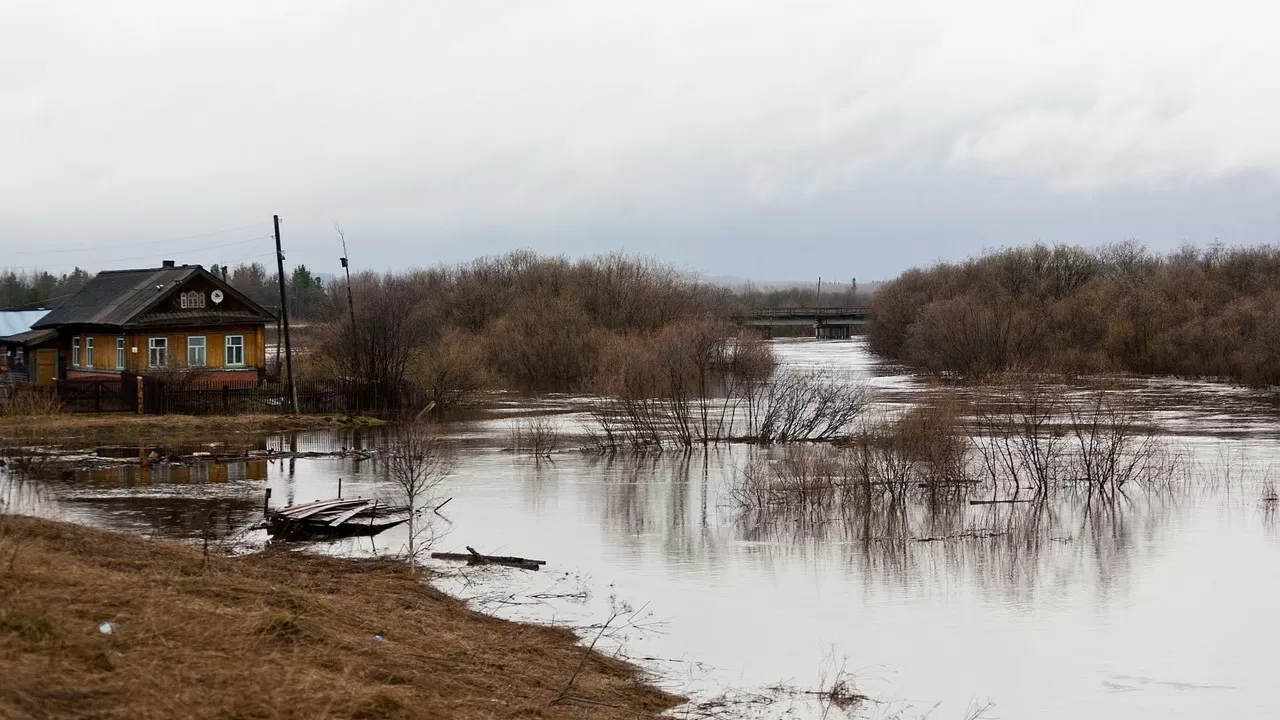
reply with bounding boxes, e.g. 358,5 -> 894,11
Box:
2,258 -> 860,319
0,264 -> 330,319
868,242 -> 1280,386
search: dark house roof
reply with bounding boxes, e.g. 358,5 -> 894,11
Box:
1,329 -> 58,347
33,265 -> 274,330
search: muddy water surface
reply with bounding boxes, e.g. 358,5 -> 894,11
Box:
7,339 -> 1280,719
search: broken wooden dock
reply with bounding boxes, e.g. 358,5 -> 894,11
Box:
256,497 -> 410,541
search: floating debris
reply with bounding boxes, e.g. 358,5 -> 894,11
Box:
431,546 -> 546,571
254,496 -> 410,541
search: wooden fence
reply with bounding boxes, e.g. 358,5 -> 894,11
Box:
51,374 -> 430,417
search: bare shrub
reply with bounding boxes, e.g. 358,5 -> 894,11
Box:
747,369 -> 872,443
485,292 -> 602,392
846,403 -> 969,492
971,375 -> 1066,494
0,386 -> 63,416
970,378 -> 1182,495
384,421 -> 453,568
590,320 -> 777,449
408,328 -> 487,414
316,272 -> 436,410
732,405 -> 969,513
903,294 -> 1043,377
508,415 -> 561,458
1064,387 -> 1179,493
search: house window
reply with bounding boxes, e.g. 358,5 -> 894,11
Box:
225,335 -> 244,366
148,337 -> 168,368
187,336 -> 207,367
85,337 -> 94,368
116,337 -> 125,369
180,291 -> 206,309
72,337 -> 80,367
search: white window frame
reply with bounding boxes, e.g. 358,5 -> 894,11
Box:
85,337 -> 94,368
148,337 -> 168,368
72,337 -> 80,367
225,335 -> 245,367
187,336 -> 207,367
180,291 -> 206,309
116,337 -> 125,369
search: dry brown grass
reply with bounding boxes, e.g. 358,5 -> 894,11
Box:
0,413 -> 384,443
0,386 -> 65,417
0,516 -> 679,719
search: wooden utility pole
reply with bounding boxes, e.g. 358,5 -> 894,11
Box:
274,215 -> 299,414
336,225 -> 357,352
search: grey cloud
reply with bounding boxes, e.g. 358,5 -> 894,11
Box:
2,0 -> 1277,279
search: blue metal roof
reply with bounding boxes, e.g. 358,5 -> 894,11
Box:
0,310 -> 49,338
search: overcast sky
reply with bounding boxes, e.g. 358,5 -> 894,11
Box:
4,0 -> 1278,281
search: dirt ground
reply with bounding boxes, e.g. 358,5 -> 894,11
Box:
0,515 -> 681,719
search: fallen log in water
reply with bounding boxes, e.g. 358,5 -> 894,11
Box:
968,498 -> 1037,505
430,546 -> 547,571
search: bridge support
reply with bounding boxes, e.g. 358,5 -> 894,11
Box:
814,324 -> 852,340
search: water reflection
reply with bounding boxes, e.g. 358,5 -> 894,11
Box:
5,339 -> 1280,719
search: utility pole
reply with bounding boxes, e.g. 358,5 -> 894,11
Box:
336,225 -> 357,358
816,276 -> 822,306
274,215 -> 299,414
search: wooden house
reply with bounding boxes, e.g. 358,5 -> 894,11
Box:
0,309 -> 52,383
26,262 -> 276,387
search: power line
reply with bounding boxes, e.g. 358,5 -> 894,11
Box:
102,234 -> 275,265
7,222 -> 271,256
1,235 -> 273,270
0,290 -> 79,312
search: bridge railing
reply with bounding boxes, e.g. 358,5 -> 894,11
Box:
736,306 -> 872,318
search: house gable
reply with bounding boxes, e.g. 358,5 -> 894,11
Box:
131,271 -> 275,329
33,265 -> 275,331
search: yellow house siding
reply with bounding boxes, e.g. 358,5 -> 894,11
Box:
65,326 -> 264,373
132,326 -> 264,370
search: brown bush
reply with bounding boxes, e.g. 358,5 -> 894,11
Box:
485,292 -> 602,392
308,252 -> 737,402
870,242 -> 1280,385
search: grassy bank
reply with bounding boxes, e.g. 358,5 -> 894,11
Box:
0,413 -> 384,443
0,516 -> 679,719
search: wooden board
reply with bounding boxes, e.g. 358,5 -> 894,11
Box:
326,502 -> 374,527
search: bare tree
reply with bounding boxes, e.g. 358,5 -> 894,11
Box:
384,421 -> 453,568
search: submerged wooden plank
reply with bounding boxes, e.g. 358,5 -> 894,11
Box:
430,548 -> 547,570
326,502 -> 374,527
276,499 -> 366,520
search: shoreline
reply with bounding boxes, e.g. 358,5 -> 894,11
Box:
0,412 -> 385,443
0,515 -> 682,719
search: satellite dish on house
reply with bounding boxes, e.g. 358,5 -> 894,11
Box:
210,290 -> 224,305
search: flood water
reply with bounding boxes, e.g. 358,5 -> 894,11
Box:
7,339 -> 1280,719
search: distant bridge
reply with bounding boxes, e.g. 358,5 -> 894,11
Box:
734,306 -> 871,339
